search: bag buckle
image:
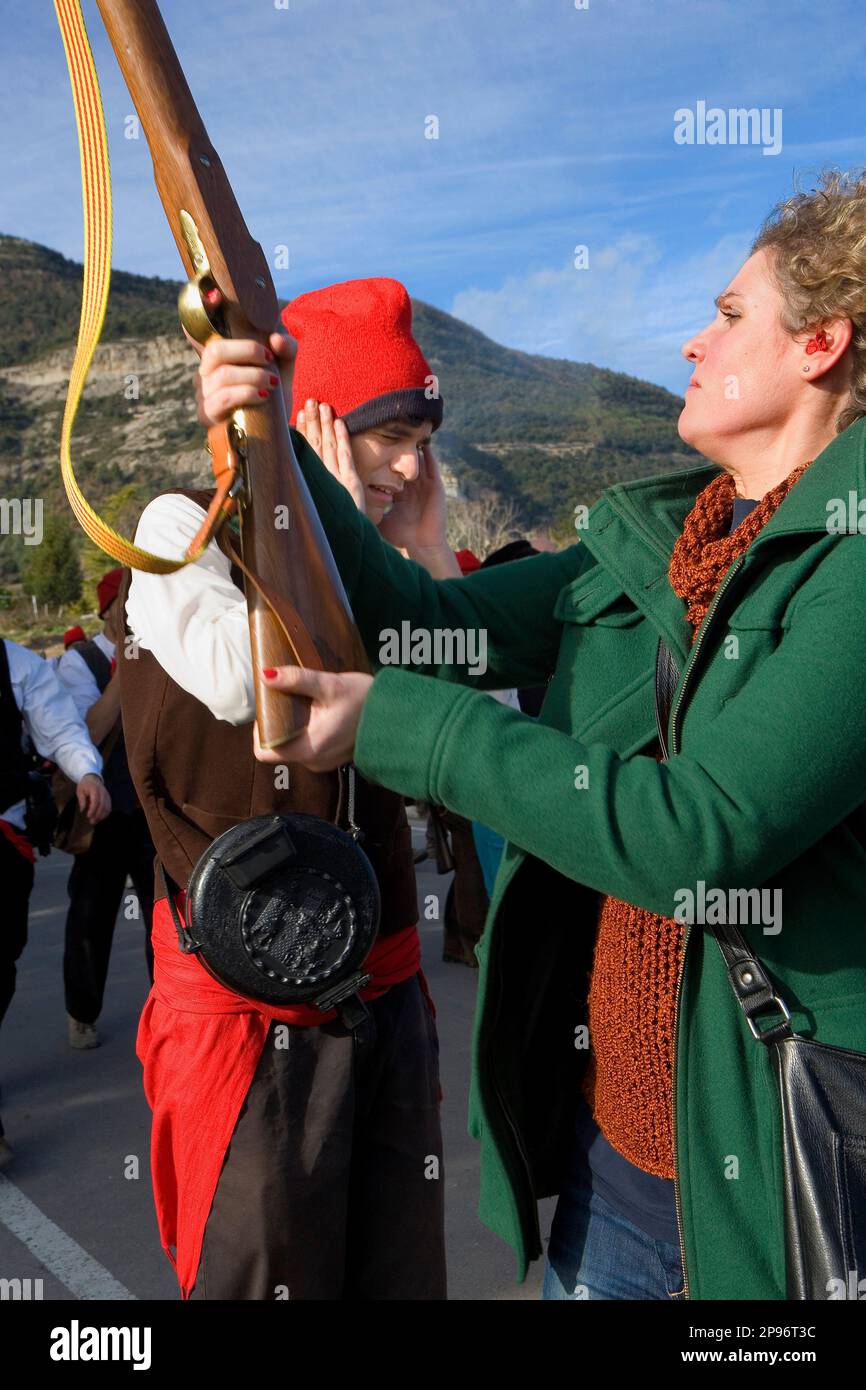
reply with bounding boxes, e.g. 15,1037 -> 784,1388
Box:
314,971 -> 372,1016
747,992 -> 792,1042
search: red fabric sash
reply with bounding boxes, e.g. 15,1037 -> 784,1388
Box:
137,888 -> 421,1298
0,817 -> 35,865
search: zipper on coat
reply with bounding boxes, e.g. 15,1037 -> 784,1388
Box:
669,555 -> 745,756
493,1073 -> 543,1257
490,917 -> 543,1260
667,552 -> 746,1300
671,923 -> 692,1299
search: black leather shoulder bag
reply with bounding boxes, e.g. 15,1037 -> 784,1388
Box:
655,637 -> 866,1299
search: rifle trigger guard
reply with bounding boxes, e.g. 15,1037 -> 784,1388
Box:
177,209 -> 226,345
178,271 -> 225,346
227,418 -> 248,461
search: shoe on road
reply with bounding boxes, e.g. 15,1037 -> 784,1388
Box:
67,1015 -> 99,1049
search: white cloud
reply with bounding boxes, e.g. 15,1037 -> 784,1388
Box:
450,230 -> 752,393
3,0 -> 863,400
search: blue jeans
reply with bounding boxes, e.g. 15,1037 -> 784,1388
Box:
543,1165 -> 686,1300
471,821 -> 505,898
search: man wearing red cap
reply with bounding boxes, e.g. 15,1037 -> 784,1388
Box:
57,568 -> 156,1049
285,285 -> 502,968
120,278 -> 449,1299
285,277 -> 462,580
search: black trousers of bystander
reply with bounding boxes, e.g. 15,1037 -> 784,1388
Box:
63,807 -> 156,1024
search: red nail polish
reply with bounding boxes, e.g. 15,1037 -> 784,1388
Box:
264,348 -> 274,362
269,375 -> 278,386
262,667 -> 277,678
258,389 -> 268,398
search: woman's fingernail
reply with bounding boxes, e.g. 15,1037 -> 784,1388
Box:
262,667 -> 277,678
264,348 -> 274,362
269,375 -> 278,386
258,389 -> 268,398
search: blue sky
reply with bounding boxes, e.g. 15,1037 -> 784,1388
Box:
2,0 -> 864,394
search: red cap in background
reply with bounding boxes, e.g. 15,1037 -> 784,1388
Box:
96,568 -> 124,618
455,548 -> 482,574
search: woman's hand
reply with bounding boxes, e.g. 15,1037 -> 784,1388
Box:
378,442 -> 450,554
252,666 -> 374,772
296,401 -> 367,514
188,300 -> 296,428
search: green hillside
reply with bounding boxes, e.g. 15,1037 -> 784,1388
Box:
0,232 -> 698,594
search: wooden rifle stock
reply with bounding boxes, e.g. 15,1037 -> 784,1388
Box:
94,0 -> 370,749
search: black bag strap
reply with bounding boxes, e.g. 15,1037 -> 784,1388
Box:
67,638 -> 112,694
158,860 -> 201,955
63,639 -> 126,768
653,636 -> 793,1046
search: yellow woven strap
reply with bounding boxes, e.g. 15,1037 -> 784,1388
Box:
54,0 -> 220,573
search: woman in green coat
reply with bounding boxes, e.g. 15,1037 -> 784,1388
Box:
196,167 -> 866,1300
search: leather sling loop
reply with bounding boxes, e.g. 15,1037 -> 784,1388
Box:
214,525 -> 323,673
53,0 -> 231,574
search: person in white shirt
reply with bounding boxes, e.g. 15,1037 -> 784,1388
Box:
55,570 -> 157,1051
0,635 -> 109,1166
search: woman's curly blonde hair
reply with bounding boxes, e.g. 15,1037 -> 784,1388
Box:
750,167 -> 866,433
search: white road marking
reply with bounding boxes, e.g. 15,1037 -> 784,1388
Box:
0,1174 -> 136,1300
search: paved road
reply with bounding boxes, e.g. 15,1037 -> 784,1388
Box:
0,817 -> 553,1300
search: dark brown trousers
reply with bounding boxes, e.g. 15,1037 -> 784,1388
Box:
189,972 -> 446,1300
438,809 -> 489,964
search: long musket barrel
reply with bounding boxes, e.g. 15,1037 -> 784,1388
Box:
92,0 -> 370,748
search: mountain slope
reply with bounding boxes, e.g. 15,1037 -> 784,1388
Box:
0,233 -> 697,583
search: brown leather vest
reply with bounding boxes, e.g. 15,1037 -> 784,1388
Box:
117,488 -> 418,936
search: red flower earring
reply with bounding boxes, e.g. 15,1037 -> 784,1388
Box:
805,329 -> 829,355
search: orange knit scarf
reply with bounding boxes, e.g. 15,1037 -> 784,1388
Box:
580,456 -> 811,1178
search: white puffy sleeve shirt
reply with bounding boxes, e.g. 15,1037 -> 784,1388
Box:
124,494 -> 256,725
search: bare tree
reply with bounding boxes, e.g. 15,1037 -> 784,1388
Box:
445,489 -> 525,560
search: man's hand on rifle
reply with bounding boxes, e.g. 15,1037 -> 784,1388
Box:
295,402 -> 368,515
295,401 -> 452,560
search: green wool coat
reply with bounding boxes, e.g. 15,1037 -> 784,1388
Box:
291,417 -> 866,1300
